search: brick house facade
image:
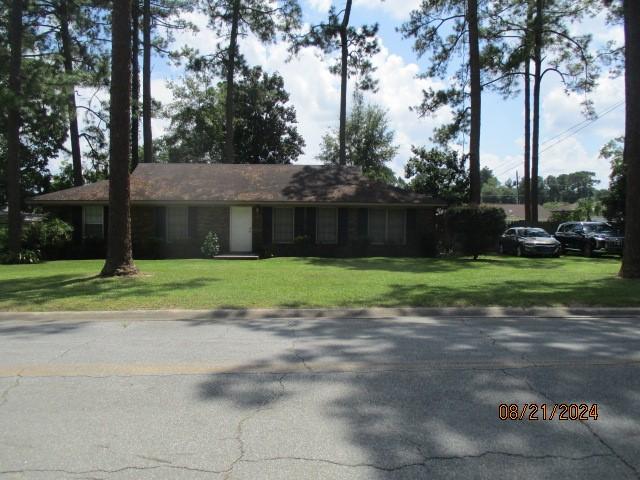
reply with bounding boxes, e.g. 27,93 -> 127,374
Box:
30,164 -> 445,259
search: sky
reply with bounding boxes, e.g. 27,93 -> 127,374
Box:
74,0 -> 626,189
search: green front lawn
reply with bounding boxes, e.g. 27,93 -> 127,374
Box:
0,256 -> 637,311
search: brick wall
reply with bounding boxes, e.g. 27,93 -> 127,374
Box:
44,204 -> 440,259
262,207 -> 439,258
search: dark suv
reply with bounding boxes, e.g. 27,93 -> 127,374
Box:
554,222 -> 624,257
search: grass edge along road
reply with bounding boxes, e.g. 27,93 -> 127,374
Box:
0,256 -> 637,311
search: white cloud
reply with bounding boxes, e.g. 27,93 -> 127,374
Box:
164,13 -> 444,177
306,0 -> 331,12
353,0 -> 421,20
306,0 -> 420,19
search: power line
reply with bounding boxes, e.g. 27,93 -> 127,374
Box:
492,100 -> 624,178
539,101 -> 624,154
538,100 -> 623,146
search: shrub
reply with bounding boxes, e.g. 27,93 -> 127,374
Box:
0,226 -> 7,252
201,231 -> 221,258
445,205 -> 506,259
0,249 -> 41,264
23,218 -> 73,257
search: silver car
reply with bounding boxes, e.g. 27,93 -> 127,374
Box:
499,227 -> 561,257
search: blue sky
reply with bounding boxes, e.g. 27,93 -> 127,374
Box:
79,0 -> 624,188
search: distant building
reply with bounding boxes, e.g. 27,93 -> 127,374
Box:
483,203 -> 552,222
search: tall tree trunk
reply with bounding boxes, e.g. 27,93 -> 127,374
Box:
224,0 -> 240,164
131,0 -> 140,170
620,0 -> 640,278
524,60 -> 531,222
338,0 -> 352,166
101,0 -> 138,277
6,0 -> 23,256
468,0 -> 481,204
59,0 -> 83,186
142,0 -> 152,163
530,0 -> 543,224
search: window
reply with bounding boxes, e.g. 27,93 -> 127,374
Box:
166,206 -> 189,242
387,209 -> 406,245
273,207 -> 294,243
316,208 -> 337,244
368,208 -> 406,245
83,205 -> 104,239
368,209 -> 386,245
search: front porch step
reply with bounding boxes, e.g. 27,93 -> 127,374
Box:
214,253 -> 260,260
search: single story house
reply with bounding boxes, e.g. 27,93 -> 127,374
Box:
29,163 -> 445,258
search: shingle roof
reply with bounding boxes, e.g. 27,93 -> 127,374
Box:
31,163 -> 445,206
484,203 -> 552,221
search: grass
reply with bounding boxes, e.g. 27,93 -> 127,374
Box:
0,255 -> 638,311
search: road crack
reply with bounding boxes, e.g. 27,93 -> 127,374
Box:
223,371 -> 290,480
500,369 -> 640,479
0,373 -> 22,408
239,451 -> 616,471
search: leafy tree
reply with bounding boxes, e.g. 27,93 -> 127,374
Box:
400,0 -> 482,204
50,158 -> 109,191
291,0 -> 379,165
160,66 -> 305,164
203,0 -> 301,164
543,171 -> 599,203
599,137 -> 625,225
574,197 -> 602,221
47,0 -> 110,185
405,147 -> 469,205
317,92 -> 398,180
101,0 -> 138,276
480,167 -> 518,203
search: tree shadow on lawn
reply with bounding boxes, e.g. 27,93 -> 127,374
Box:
192,314 -> 640,477
369,276 -> 640,308
0,273 -> 217,310
301,255 -> 573,274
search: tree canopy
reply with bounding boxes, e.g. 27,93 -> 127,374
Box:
318,92 -> 398,181
159,65 -> 305,164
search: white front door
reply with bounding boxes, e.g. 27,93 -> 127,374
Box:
230,206 -> 253,252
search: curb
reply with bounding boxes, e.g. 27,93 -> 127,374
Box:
1,307 -> 640,322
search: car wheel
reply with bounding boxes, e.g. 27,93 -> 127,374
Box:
499,243 -> 505,255
516,245 -> 523,257
583,242 -> 593,258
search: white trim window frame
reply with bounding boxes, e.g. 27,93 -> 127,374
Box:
316,207 -> 338,245
273,207 -> 295,244
367,208 -> 407,245
83,205 -> 104,239
166,206 -> 189,243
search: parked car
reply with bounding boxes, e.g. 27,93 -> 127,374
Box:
554,222 -> 624,257
499,227 -> 561,257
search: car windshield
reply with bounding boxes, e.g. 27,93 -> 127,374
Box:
520,229 -> 550,238
583,224 -> 615,234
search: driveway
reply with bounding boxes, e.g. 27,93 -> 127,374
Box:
1,311 -> 639,479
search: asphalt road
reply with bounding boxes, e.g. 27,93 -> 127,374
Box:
1,311 -> 640,479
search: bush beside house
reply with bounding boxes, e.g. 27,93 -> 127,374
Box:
445,205 -> 506,259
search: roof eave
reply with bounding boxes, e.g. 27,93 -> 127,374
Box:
28,198 -> 447,207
